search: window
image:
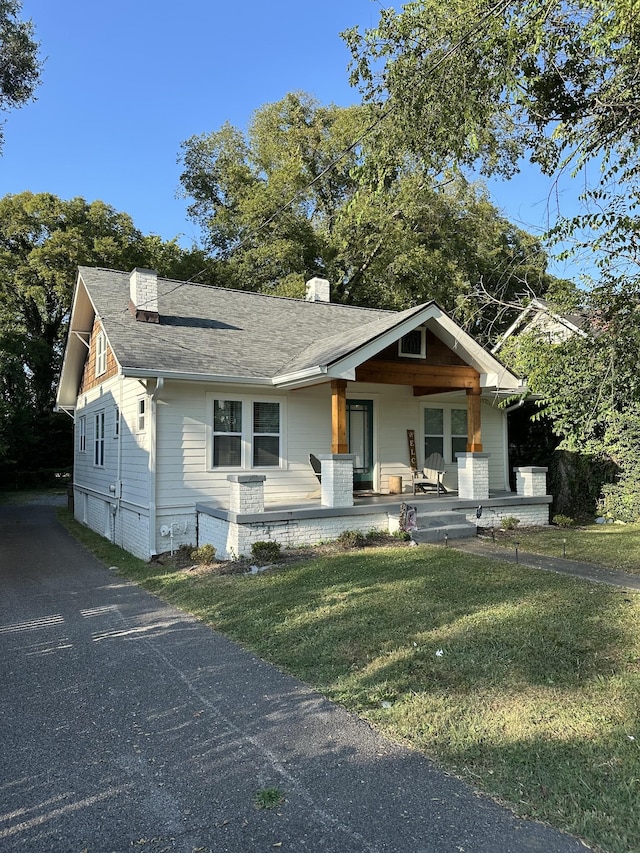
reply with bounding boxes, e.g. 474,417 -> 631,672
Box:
211,397 -> 282,469
253,401 -> 280,467
451,408 -> 468,458
114,405 -> 120,438
424,408 -> 444,457
399,328 -> 426,359
213,399 -> 242,467
423,406 -> 468,463
137,398 -> 146,432
94,411 -> 105,466
95,331 -> 107,377
78,415 -> 86,453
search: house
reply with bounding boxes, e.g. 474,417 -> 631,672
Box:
56,267 -> 551,560
491,297 -> 587,354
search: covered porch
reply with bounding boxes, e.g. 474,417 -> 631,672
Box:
195,466 -> 551,559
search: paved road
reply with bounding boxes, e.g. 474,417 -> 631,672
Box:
0,504 -> 590,852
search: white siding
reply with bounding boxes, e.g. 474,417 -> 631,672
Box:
73,377 -> 512,559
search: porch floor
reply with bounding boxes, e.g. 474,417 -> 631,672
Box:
196,489 -> 551,525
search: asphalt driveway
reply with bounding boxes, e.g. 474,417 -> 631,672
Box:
0,503 -> 590,852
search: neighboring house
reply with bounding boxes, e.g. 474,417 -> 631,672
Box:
56,267 -> 550,560
492,297 -> 587,354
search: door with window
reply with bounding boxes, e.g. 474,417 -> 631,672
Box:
347,399 -> 374,491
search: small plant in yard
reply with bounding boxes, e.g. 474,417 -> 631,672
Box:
254,787 -> 285,809
190,543 -> 216,564
500,515 -> 520,530
336,529 -> 366,549
251,540 -> 282,564
552,514 -> 575,528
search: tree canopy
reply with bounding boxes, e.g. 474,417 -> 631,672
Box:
179,91 -> 554,340
343,1 -> 640,518
343,0 -> 640,283
0,192 -> 209,479
0,1 -> 41,151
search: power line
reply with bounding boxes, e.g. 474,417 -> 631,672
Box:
186,0 -> 514,284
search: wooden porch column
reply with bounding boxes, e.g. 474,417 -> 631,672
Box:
466,385 -> 483,452
331,379 -> 348,454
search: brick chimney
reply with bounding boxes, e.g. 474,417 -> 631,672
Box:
305,277 -> 330,303
129,268 -> 160,323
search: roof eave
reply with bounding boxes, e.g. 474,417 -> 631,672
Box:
121,367 -> 274,386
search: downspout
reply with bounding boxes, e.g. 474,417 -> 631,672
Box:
148,377 -> 164,557
115,376 -> 124,543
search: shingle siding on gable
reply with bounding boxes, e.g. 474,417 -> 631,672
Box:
78,317 -> 118,394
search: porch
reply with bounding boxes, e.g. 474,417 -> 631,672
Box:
195,466 -> 551,559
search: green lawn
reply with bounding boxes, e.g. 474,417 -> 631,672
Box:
57,509 -> 640,853
489,522 -> 640,575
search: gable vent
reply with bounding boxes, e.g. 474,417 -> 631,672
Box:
129,268 -> 159,323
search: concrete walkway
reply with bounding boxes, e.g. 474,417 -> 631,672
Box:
0,503 -> 590,852
454,536 -> 640,592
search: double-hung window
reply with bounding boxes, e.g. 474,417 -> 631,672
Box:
213,399 -> 243,467
252,401 -> 280,467
78,415 -> 86,453
95,331 -> 106,377
94,411 -> 105,466
211,397 -> 282,469
423,406 -> 468,463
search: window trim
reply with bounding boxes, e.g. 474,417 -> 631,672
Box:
207,394 -> 285,471
398,327 -> 426,359
94,410 -> 105,467
95,331 -> 107,377
421,403 -> 468,464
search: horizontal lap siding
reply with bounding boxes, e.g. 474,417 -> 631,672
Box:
155,384 -> 331,507
152,382 -> 510,508
480,402 -> 510,491
74,375 -> 120,497
119,378 -> 150,507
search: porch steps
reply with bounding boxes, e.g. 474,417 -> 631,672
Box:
409,510 -> 477,545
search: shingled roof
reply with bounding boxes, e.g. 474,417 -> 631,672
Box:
80,267 -> 398,378
56,266 -> 523,409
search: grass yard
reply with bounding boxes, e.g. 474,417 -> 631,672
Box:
488,522 -> 640,575
57,509 -> 640,853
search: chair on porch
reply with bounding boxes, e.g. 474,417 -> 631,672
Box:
309,453 -> 322,483
412,452 -> 447,495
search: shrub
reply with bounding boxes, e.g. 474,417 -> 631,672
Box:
552,514 -> 575,528
336,529 -> 366,549
500,516 -> 520,531
251,540 -> 282,564
190,543 -> 216,564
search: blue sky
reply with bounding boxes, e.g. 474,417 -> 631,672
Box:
3,0 -> 583,279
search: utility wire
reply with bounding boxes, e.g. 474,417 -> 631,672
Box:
185,0 -> 514,284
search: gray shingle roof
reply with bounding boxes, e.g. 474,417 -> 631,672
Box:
80,267 -> 399,380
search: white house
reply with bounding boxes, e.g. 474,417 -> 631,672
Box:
56,267 -> 551,560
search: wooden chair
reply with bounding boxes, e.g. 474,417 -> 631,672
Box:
412,452 -> 447,495
309,453 -> 322,483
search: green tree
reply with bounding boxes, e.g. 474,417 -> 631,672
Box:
179,91 -> 552,339
0,1 -> 41,151
0,192 -> 210,480
345,1 -> 640,515
343,0 -> 640,281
